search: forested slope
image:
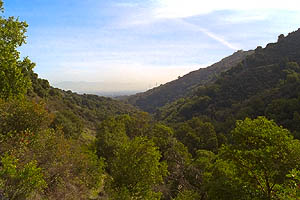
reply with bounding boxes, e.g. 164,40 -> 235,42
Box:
127,50 -> 253,113
28,72 -> 139,138
157,29 -> 300,137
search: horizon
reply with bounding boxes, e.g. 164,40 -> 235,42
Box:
4,0 -> 300,93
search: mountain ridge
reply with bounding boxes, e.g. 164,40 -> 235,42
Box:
156,28 -> 300,137
126,50 -> 254,113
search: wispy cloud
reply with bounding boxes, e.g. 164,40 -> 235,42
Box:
175,19 -> 239,50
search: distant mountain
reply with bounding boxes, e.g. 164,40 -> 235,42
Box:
53,81 -> 146,97
157,28 -> 300,137
126,50 -> 254,113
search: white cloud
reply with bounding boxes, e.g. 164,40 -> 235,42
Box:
153,0 -> 300,19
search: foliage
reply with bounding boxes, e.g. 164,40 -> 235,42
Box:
209,117 -> 300,200
0,2 -> 34,99
276,169 -> 300,200
30,129 -> 105,199
0,154 -> 47,199
206,159 -> 251,200
51,110 -> 83,138
0,98 -> 52,137
173,190 -> 200,200
0,99 -> 105,199
107,137 -> 168,200
96,116 -> 129,164
29,74 -> 139,134
175,118 -> 218,155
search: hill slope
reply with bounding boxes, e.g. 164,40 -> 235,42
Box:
28,72 -> 139,138
127,50 -> 254,113
157,29 -> 300,137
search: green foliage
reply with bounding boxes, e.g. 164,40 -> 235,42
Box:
30,129 -> 105,199
107,137 -> 168,200
0,98 -> 105,199
0,98 -> 52,138
277,169 -> 300,200
96,116 -> 129,164
210,117 -> 300,200
0,2 -> 34,99
192,150 -> 216,182
33,82 -> 139,134
51,110 -> 83,138
173,190 -> 200,200
180,150 -> 216,200
123,112 -> 152,138
28,72 -> 50,98
149,124 -> 193,199
207,159 -> 251,200
0,99 -> 52,142
0,154 -> 46,199
175,117 -> 218,155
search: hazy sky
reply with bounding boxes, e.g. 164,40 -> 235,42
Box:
4,0 -> 300,92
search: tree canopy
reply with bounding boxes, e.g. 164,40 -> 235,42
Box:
0,1 -> 34,99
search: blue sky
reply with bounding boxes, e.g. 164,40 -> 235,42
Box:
3,0 -> 300,92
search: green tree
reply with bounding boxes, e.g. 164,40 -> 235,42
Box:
207,159 -> 250,200
150,124 -> 192,199
175,118 -> 218,155
0,1 -> 35,99
215,117 -> 300,200
96,116 -> 129,164
107,137 -> 168,200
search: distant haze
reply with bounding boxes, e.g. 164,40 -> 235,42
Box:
5,0 -> 300,92
53,81 -> 160,97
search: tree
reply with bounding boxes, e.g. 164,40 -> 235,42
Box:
96,116 -> 129,164
175,118 -> 218,155
107,137 -> 168,200
216,117 -> 300,199
0,1 -> 35,99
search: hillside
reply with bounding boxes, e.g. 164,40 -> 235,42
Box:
126,50 -> 254,113
28,72 -> 140,138
157,29 -> 300,137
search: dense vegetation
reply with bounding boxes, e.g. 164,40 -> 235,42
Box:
28,71 -> 139,136
156,30 -> 300,138
0,1 -> 299,199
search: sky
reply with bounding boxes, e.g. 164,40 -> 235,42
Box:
3,0 -> 300,93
